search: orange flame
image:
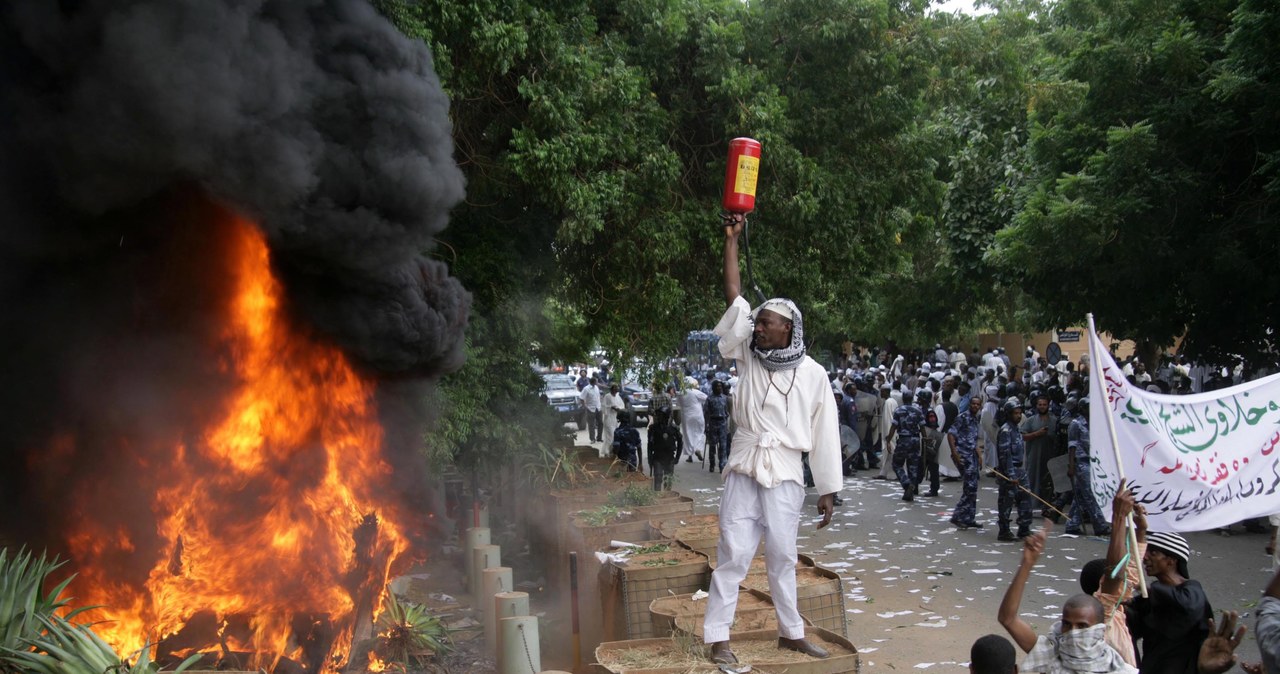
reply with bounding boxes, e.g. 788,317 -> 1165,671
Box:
64,214 -> 409,671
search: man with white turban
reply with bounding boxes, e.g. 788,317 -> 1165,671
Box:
677,376 -> 708,462
703,213 -> 840,663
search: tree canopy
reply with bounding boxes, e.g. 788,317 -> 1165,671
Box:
371,0 -> 1280,468
988,0 -> 1280,364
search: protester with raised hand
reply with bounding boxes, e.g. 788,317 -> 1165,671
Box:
1201,564 -> 1280,674
1077,480 -> 1146,667
998,520 -> 1137,673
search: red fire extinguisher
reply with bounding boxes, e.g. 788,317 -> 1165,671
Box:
722,137 -> 761,214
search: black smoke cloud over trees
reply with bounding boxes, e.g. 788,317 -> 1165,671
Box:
2,0 -> 467,373
0,0 -> 468,542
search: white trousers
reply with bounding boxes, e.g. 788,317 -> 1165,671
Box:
703,471 -> 806,643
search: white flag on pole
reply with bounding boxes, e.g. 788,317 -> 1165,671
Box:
1088,328 -> 1280,531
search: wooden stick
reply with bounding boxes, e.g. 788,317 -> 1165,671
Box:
549,451 -> 565,486
988,468 -> 1069,519
1087,313 -> 1149,597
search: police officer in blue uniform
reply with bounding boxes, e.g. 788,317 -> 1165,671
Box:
996,398 -> 1034,541
891,389 -> 928,501
648,405 -> 682,491
612,412 -> 642,472
705,380 -> 731,472
1064,397 -> 1111,536
948,395 -> 984,528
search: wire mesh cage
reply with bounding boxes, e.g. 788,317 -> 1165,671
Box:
614,555 -> 710,639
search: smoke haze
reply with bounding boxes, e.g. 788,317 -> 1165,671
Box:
0,0 -> 468,547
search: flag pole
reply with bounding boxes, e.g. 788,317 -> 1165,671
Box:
1087,313 -> 1148,597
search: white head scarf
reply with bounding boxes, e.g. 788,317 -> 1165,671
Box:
1020,622 -> 1132,674
750,298 -> 804,371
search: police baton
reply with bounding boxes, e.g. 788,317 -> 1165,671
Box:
988,468 -> 1069,520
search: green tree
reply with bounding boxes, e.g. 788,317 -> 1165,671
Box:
988,0 -> 1279,366
376,0 -> 944,407
872,2 -> 1051,345
727,0 -> 938,348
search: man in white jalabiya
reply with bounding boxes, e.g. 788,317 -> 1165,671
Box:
601,383 -> 626,459
703,213 -> 841,664
875,383 -> 899,480
677,377 -> 708,463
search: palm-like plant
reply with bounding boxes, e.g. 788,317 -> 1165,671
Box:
0,548 -> 82,672
0,547 -> 198,674
6,613 -> 199,674
373,593 -> 452,671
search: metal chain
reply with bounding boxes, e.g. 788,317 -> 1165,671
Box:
517,622 -> 537,674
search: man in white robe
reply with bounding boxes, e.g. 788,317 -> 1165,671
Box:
980,384 -> 1001,474
677,378 -> 708,462
703,213 -> 841,663
601,384 -> 626,458
876,384 -> 899,479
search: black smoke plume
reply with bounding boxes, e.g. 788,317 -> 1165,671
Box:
0,0 -> 468,548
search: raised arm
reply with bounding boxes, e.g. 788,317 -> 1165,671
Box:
999,524 -> 1051,652
1100,480 -> 1133,596
722,213 -> 744,306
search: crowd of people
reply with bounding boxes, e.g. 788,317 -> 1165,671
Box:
828,343 -> 1274,540
832,344 -> 1103,542
971,479 -> 1280,674
858,346 -> 1280,672
570,367 -> 736,490
573,342 -> 1273,533
566,338 -> 1278,671
541,213 -> 1280,669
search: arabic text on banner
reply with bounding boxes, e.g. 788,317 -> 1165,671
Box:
1088,330 -> 1280,532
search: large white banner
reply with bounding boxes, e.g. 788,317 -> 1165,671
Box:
1088,327 -> 1280,532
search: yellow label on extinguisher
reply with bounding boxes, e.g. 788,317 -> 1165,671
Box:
734,155 -> 760,196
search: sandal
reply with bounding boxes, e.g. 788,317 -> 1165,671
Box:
710,642 -> 738,665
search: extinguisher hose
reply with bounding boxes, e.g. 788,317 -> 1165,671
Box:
742,216 -> 768,305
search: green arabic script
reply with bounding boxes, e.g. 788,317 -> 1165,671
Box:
1121,392 -> 1280,454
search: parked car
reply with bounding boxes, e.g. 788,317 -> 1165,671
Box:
621,380 -> 651,427
540,374 -> 580,429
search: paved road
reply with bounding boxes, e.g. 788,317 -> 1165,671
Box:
582,429 -> 1273,671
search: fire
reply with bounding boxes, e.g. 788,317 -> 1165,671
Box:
60,213 -> 409,671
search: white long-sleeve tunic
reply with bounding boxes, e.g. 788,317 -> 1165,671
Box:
713,296 -> 842,496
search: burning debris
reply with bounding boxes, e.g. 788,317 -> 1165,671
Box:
0,0 -> 469,671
